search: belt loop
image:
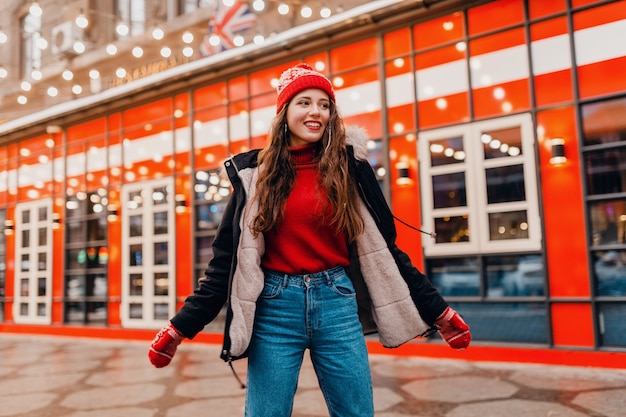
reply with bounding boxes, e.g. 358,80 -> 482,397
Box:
324,269 -> 333,286
282,273 -> 289,288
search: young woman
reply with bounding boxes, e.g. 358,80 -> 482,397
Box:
149,63 -> 471,417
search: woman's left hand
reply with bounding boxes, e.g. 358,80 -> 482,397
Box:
435,307 -> 471,350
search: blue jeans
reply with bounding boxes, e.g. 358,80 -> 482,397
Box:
245,266 -> 374,417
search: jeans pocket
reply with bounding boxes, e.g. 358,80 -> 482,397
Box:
331,275 -> 357,298
260,278 -> 283,299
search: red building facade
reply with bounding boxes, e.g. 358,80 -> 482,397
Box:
1,0 -> 626,368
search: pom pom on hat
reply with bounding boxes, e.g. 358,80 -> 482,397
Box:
276,63 -> 335,113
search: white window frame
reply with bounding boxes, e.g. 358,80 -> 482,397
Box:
13,199 -> 53,324
418,113 -> 542,256
121,178 -> 177,328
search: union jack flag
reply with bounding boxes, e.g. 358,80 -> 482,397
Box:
199,0 -> 258,57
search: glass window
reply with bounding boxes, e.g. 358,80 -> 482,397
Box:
592,250 -> 626,296
179,0 -> 211,14
116,0 -> 146,38
582,96 -> 626,146
428,257 -> 479,297
486,254 -> 544,297
589,200 -> 626,246
485,165 -> 525,203
453,302 -> 548,343
598,303 -> 626,347
21,12 -> 42,79
419,114 -> 541,255
488,210 -> 529,241
585,149 -> 626,195
430,136 -> 464,167
0,209 -> 6,321
432,173 -> 467,208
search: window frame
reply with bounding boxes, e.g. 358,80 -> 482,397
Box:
419,113 -> 542,256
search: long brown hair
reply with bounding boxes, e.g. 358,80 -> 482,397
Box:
250,101 -> 364,242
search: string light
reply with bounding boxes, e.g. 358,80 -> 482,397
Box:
0,2 -> 346,118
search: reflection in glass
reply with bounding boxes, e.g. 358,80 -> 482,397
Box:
432,172 -> 467,209
87,301 -> 107,323
130,273 -> 143,295
598,303 -> 626,347
430,136 -> 464,167
38,277 -> 46,296
152,186 -> 169,205
37,302 -> 46,316
154,303 -> 169,320
129,303 -> 143,319
38,252 -> 46,271
455,302 -> 547,343
196,236 -> 215,264
366,139 -> 385,183
486,254 -> 544,297
154,212 -> 168,235
196,203 -> 226,230
485,164 -> 525,203
154,242 -> 168,265
21,230 -> 30,248
482,126 -> 522,159
87,218 -> 107,240
488,210 -> 529,241
22,210 -> 30,224
91,275 -> 107,296
427,257 -> 479,296
585,149 -> 626,195
589,200 -> 626,246
21,278 -> 29,296
38,227 -> 47,246
593,250 -> 626,296
66,221 -> 84,241
434,215 -> 469,243
21,254 -> 29,271
582,96 -> 626,146
130,244 -> 143,266
65,302 -> 85,322
129,214 -> 143,237
38,206 -> 47,221
66,275 -> 85,298
127,190 -> 144,210
154,272 -> 169,295
195,170 -> 231,201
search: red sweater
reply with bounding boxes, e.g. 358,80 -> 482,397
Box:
261,142 -> 349,274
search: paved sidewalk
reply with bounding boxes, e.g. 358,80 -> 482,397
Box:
1,333 -> 626,417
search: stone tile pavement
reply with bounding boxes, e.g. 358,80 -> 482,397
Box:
1,333 -> 625,416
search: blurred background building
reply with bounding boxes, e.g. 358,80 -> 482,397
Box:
0,0 -> 625,368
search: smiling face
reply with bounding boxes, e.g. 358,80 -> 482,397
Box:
285,88 -> 331,147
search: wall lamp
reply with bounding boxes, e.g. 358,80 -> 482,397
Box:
550,138 -> 567,165
175,194 -> 187,214
107,205 -> 119,222
52,213 -> 61,230
395,162 -> 413,186
4,219 -> 14,236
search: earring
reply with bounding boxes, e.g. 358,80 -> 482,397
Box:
284,122 -> 288,138
325,125 -> 332,153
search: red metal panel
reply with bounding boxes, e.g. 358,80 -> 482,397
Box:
467,0 -> 524,36
551,303 -> 595,347
536,106 -> 590,297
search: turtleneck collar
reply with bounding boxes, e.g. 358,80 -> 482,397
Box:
289,141 -> 322,166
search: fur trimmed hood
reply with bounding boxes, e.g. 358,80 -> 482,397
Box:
345,125 -> 370,161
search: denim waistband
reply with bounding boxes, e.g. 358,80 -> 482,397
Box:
264,266 -> 346,286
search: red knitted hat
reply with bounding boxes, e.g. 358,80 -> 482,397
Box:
276,63 -> 335,113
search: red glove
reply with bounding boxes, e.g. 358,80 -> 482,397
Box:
435,307 -> 471,350
149,323 -> 185,368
